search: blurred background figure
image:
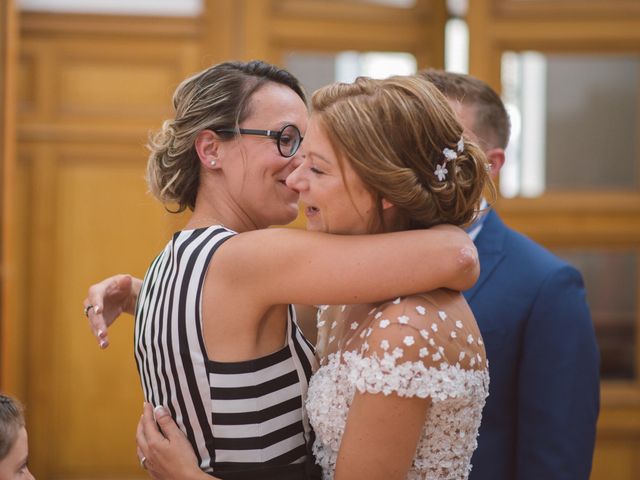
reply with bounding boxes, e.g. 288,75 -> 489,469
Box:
0,395 -> 34,480
421,68 -> 599,480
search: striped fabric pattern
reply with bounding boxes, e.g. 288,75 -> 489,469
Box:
134,226 -> 317,475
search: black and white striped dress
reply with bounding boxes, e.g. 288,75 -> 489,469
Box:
134,226 -> 318,479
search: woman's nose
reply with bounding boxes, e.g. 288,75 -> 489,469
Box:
286,161 -> 308,192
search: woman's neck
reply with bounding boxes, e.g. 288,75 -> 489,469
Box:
187,200 -> 261,233
187,182 -> 264,233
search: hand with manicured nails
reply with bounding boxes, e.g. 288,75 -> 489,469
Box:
83,274 -> 141,349
136,402 -> 216,480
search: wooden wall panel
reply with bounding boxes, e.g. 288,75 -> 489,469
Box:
1,0 -> 21,395
269,0 -> 446,68
51,146 -> 171,474
16,12 -> 201,479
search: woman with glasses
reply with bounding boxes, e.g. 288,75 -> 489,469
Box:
83,61 -> 478,480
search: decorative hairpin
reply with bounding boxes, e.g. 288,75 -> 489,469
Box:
434,136 -> 464,181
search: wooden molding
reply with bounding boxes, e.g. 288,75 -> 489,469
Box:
491,0 -> 640,20
1,0 -> 20,395
274,0 -> 434,23
20,11 -> 200,38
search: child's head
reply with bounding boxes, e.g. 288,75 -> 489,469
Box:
0,395 -> 33,480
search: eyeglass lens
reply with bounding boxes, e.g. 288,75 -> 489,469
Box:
278,125 -> 302,157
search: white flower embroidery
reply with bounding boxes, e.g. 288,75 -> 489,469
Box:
366,327 -> 373,337
403,336 -> 415,347
379,319 -> 390,328
467,334 -> 474,345
455,320 -> 463,329
380,339 -> 390,351
398,315 -> 410,325
438,311 -> 447,321
459,351 -> 466,361
392,347 -> 404,358
419,347 -> 428,358
392,297 -> 401,304
432,352 -> 442,361
416,305 -> 426,315
450,331 -> 457,339
317,320 -> 326,328
331,321 -> 337,329
419,329 -> 429,340
340,305 -> 346,312
304,346 -> 489,480
434,163 -> 448,181
457,137 -> 465,153
350,322 -> 358,330
431,323 -> 438,332
329,336 -> 335,343
374,312 -> 382,319
478,338 -> 484,346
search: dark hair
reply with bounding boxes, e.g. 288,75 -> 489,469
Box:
419,69 -> 510,150
147,60 -> 307,212
0,394 -> 25,460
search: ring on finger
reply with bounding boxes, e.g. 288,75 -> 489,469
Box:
83,304 -> 94,317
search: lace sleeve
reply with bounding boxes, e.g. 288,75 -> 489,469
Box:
347,292 -> 488,401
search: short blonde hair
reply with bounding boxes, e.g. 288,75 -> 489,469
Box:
311,75 -> 492,232
0,394 -> 24,460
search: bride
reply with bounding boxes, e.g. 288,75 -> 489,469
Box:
288,76 -> 489,479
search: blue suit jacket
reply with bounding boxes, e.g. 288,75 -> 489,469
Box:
465,210 -> 600,480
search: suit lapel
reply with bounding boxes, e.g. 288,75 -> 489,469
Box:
463,210 -> 507,302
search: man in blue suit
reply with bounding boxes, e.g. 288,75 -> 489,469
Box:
420,70 -> 600,480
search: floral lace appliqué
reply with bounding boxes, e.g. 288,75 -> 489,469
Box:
306,350 -> 489,480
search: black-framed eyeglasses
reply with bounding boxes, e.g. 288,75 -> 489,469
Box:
214,124 -> 303,158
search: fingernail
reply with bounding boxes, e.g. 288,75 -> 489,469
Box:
95,305 -> 101,314
99,339 -> 108,349
97,329 -> 104,337
153,405 -> 168,419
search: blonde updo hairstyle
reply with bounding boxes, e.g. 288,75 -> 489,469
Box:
147,60 -> 306,212
311,75 -> 493,232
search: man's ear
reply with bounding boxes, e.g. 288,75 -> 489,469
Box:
195,129 -> 222,169
485,148 -> 505,179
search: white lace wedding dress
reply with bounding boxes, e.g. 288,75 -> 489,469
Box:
306,290 -> 489,479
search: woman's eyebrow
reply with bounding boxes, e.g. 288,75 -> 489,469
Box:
307,151 -> 330,166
